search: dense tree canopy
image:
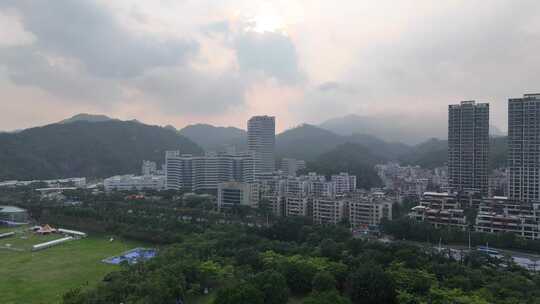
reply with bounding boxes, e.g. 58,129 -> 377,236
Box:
4,187 -> 540,304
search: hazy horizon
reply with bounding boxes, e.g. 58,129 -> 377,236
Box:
2,1 -> 539,133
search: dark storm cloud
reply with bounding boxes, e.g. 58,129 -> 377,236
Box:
234,31 -> 302,84
1,0 -> 198,78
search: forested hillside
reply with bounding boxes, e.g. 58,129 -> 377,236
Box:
0,121 -> 202,180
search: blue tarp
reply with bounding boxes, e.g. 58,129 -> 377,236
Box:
102,248 -> 157,265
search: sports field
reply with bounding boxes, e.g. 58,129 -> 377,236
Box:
0,227 -> 142,304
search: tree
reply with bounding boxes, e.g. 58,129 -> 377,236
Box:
284,260 -> 317,295
347,264 -> 397,304
62,288 -> 85,304
427,288 -> 489,304
303,290 -> 351,304
252,270 -> 289,304
213,284 -> 264,304
312,271 -> 337,293
387,262 -> 436,295
320,239 -> 340,260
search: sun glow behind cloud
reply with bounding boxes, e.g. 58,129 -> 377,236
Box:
242,2 -> 301,35
249,11 -> 286,33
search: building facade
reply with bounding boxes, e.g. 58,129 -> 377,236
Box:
409,192 -> 468,230
331,173 -> 357,195
248,116 -> 276,179
104,175 -> 166,192
448,101 -> 489,195
142,160 -> 157,176
0,206 -> 28,223
285,197 -> 311,217
349,198 -> 392,227
217,182 -> 255,210
475,197 -> 540,240
508,94 -> 540,202
313,198 -> 347,225
165,151 -> 254,192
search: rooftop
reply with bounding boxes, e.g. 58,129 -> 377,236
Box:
0,206 -> 26,213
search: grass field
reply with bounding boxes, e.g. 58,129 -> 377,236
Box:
0,227 -> 143,304
0,227 -> 62,251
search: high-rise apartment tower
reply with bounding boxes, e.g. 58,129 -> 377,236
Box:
247,116 -> 276,179
508,94 -> 540,202
448,101 -> 489,195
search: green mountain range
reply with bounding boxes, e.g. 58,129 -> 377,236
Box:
0,119 -> 202,180
1,114 -> 509,186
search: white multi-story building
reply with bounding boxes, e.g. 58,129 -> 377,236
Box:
104,175 -> 165,192
142,160 -> 158,176
349,195 -> 392,227
448,101 -> 490,196
313,198 -> 347,225
284,177 -> 309,198
248,116 -> 276,179
376,162 -> 449,196
165,151 -> 254,192
285,197 -> 311,217
508,94 -> 540,202
331,173 -> 357,195
475,197 -> 540,240
262,194 -> 285,217
409,192 -> 467,230
0,177 -> 87,188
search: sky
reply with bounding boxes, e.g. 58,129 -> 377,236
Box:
0,0 -> 539,133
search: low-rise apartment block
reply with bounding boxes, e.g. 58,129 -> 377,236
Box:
349,196 -> 392,227
313,198 -> 347,225
409,192 -> 467,230
104,175 -> 166,192
285,197 -> 311,217
475,197 -> 540,240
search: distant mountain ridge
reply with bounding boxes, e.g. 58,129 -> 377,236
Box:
179,122 -> 414,162
399,136 -> 508,169
319,114 -> 506,144
1,113 -> 508,181
305,142 -> 384,189
59,113 -> 115,124
179,124 -> 247,152
0,120 -> 202,180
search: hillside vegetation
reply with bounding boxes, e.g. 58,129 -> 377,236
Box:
0,121 -> 202,180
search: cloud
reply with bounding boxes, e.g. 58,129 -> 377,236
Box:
1,0 -> 540,135
1,0 -> 198,79
0,0 -> 247,115
202,20 -> 231,36
0,47 -> 121,101
135,66 -> 245,116
0,9 -> 35,47
234,31 -> 302,84
294,0 -> 540,132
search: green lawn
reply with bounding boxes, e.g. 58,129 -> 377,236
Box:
0,229 -> 62,251
0,225 -> 26,234
0,235 -> 143,304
